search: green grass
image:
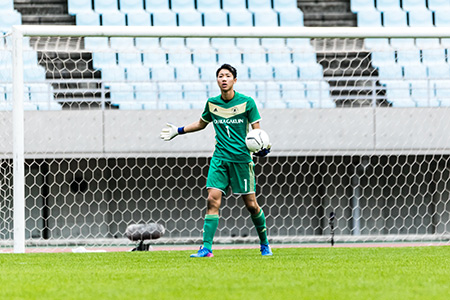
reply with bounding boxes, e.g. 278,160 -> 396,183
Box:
0,246 -> 449,300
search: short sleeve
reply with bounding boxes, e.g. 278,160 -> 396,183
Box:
201,100 -> 212,123
247,97 -> 261,124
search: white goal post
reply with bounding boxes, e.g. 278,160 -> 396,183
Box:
2,25 -> 450,253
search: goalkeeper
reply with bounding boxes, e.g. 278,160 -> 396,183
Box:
160,64 -> 272,257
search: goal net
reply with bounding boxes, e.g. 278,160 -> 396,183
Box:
2,26 -> 450,252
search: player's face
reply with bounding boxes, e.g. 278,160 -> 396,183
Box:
217,69 -> 237,92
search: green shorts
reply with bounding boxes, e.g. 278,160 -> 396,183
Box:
206,157 -> 256,195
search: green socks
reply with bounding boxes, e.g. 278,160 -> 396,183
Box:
202,214 -> 219,250
251,209 -> 269,245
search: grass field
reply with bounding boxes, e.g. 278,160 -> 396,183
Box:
0,246 -> 449,300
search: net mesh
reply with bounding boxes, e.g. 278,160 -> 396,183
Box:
1,33 -> 449,252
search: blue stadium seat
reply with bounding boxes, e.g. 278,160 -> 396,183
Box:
186,38 -> 211,49
427,64 -> 450,78
183,82 -> 208,100
199,65 -> 218,81
118,52 -> 143,67
229,10 -> 253,26
211,38 -> 235,48
142,48 -> 167,66
126,11 -> 151,26
242,48 -> 267,65
350,0 -> 376,12
364,38 -> 390,50
196,0 -> 221,12
410,80 -> 429,99
120,0 -> 145,13
109,83 -> 134,101
171,0 -> 196,12
286,38 -> 312,49
254,10 -> 279,26
68,0 -> 93,14
192,47 -> 217,66
94,0 -> 119,13
175,65 -> 200,81
178,11 -> 202,26
273,64 -> 298,80
84,37 -> 109,50
111,37 -> 135,50
428,0 -> 450,10
235,82 -> 257,99
292,52 -> 318,66
377,65 -> 403,79
76,12 -> 101,26
0,0 -> 14,11
434,9 -> 450,26
102,11 -> 126,26
145,0 -> 170,12
376,0 -> 401,11
257,81 -> 282,101
382,10 -> 407,26
280,81 -> 306,99
236,38 -> 260,48
0,10 -> 22,31
422,49 -> 446,65
434,80 -> 450,101
152,10 -> 177,26
217,46 -> 242,64
356,9 -> 382,27
396,50 -> 421,66
222,0 -> 247,12
267,47 -> 292,65
248,65 -> 274,80
203,10 -> 228,26
161,38 -> 186,49
126,66 -> 150,81
101,65 -> 126,82
136,38 -> 160,50
167,48 -> 192,65
279,10 -> 303,27
403,63 -> 428,79
233,64 -> 250,79
408,9 -> 433,27
134,83 -> 158,101
402,0 -> 427,11
158,82 -> 183,100
247,0 -> 273,11
93,52 -> 117,68
27,83 -> 53,102
390,38 -> 415,50
273,0 -> 299,11
371,51 -> 396,67
298,65 -> 323,79
151,65 -> 175,81
305,82 -> 330,101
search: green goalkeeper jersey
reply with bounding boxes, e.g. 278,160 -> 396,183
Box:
201,91 -> 261,163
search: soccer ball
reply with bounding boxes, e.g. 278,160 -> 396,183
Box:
245,129 -> 270,152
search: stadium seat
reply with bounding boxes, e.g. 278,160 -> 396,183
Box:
203,10 -> 228,26
102,11 -> 126,26
145,0 -> 170,12
152,10 -> 177,26
84,37 -> 109,50
254,10 -> 279,27
396,50 -> 421,66
158,82 -> 183,100
151,65 -> 175,81
142,48 -> 167,66
428,0 -> 450,10
377,64 -> 403,79
27,83 -> 53,102
298,65 -> 323,79
217,46 -> 242,64
192,47 -> 217,66
408,9 -> 433,27
292,52 -> 318,66
376,0 -> 401,11
248,65 -> 274,80
305,82 -> 329,100
171,0 -> 196,12
228,10 -> 253,26
273,0 -> 299,11
390,38 -> 415,50
109,83 -> 134,101
222,0 -> 247,12
350,0 -> 376,12
134,82 -> 158,100
280,81 -> 306,99
434,80 -> 450,100
100,65 -> 126,82
427,63 -> 450,78
403,63 -> 428,79
383,10 -> 407,27
242,47 -> 267,65
267,47 -> 292,65
279,10 -> 304,27
371,51 -> 396,67
211,37 -> 235,48
356,9 -> 382,27
178,11 -> 203,26
23,66 -> 46,82
286,38 -> 312,49
126,66 -> 150,81
364,38 -> 390,50
402,0 -> 427,11
118,52 -> 143,67
0,10 -> 22,31
236,38 -> 260,48
248,0 -> 273,11
68,0 -> 93,14
199,65 -> 218,81
161,38 -> 185,49
256,81 -> 282,101
422,49 -> 446,65
196,0 -> 222,12
94,0 -> 119,13
167,48 -> 192,65
136,38 -> 160,50
183,82 -> 208,100
273,64 -> 299,80
93,52 -> 117,68
175,65 -> 200,81
234,64 -> 250,80
434,9 -> 450,26
234,82 -> 257,99
120,0 -> 145,13
186,38 -> 211,49
76,12 -> 101,26
126,11 -> 151,26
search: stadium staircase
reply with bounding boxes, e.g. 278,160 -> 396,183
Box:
14,0 -> 105,109
298,0 -> 387,106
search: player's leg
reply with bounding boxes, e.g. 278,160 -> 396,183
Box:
191,158 -> 227,258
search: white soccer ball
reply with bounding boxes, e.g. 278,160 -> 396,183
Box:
245,129 -> 270,152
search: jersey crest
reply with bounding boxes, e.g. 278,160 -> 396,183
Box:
208,102 -> 247,119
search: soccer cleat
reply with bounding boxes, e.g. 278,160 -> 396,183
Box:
260,243 -> 273,256
190,246 -> 214,258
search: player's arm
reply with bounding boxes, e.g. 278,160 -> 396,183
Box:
160,118 -> 209,141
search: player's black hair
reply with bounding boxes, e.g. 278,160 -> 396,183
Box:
216,64 -> 237,79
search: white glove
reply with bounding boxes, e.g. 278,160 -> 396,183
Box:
160,123 -> 179,141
